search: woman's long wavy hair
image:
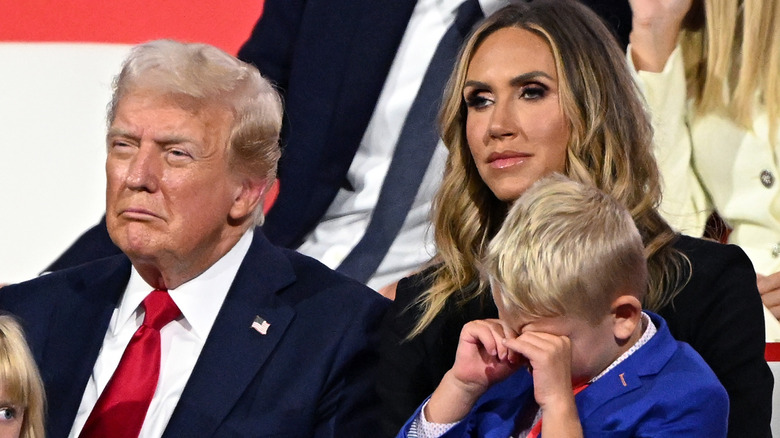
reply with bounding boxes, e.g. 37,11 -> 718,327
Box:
410,0 -> 689,337
680,0 -> 779,145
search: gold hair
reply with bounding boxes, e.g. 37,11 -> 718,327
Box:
483,174 -> 648,325
682,0 -> 780,145
409,0 -> 689,338
0,315 -> 45,438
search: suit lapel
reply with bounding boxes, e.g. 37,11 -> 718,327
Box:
575,313 -> 679,419
45,256 -> 131,437
163,232 -> 297,437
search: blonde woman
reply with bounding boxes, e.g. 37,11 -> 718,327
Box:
0,315 -> 45,438
377,1 -> 771,437
629,0 -> 780,339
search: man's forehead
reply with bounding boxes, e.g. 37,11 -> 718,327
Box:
109,92 -> 233,138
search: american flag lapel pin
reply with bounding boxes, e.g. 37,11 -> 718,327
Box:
251,315 -> 271,335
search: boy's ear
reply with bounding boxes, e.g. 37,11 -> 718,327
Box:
611,295 -> 643,343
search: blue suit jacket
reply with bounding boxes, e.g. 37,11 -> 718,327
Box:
2,231 -> 389,438
398,313 -> 728,438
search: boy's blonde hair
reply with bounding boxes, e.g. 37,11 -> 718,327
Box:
483,174 -> 648,325
0,315 -> 45,438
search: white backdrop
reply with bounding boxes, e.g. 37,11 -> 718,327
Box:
0,0 -> 262,284
0,43 -> 130,283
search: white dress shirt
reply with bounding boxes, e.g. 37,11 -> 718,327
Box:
297,0 -> 506,291
68,229 -> 254,438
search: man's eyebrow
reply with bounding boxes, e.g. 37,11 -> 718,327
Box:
106,128 -> 192,145
106,127 -> 136,139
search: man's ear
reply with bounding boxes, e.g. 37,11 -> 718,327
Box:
611,295 -> 643,343
229,176 -> 268,222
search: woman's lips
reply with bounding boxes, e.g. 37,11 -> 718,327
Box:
487,151 -> 532,169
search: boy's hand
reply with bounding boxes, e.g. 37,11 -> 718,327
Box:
502,331 -> 573,409
450,319 -> 524,394
503,331 -> 583,437
424,319 -> 523,423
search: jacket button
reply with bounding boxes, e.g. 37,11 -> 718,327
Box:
773,243 -> 780,258
761,170 -> 774,188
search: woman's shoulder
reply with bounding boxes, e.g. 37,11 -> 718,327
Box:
672,234 -> 755,276
394,265 -> 439,309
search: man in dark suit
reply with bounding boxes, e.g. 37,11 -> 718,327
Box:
44,0 -> 632,294
0,39 -> 388,437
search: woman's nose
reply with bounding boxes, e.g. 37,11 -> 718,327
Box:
487,99 -> 518,140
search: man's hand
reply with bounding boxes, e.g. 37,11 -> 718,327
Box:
758,272 -> 780,321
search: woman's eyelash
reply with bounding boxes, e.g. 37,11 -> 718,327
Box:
464,92 -> 490,107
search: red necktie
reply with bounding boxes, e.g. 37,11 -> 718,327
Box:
526,383 -> 589,438
79,289 -> 181,438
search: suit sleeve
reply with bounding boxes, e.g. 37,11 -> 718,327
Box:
628,46 -> 712,236
377,273 -> 447,437
313,288 -> 390,437
237,0 -> 307,92
661,238 -> 773,438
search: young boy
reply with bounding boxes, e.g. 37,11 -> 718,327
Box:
399,175 -> 728,437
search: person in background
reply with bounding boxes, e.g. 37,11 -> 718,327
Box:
0,315 -> 45,438
0,39 -> 387,437
378,1 -> 771,436
399,174 -> 728,437
628,0 -> 780,339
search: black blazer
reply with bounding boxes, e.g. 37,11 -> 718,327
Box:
3,231 -> 390,437
378,235 -> 773,438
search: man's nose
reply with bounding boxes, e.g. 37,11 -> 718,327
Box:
125,144 -> 160,192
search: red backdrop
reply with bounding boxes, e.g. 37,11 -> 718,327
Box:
1,0 -> 264,54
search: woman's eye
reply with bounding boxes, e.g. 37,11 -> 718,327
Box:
520,85 -> 547,100
0,407 -> 17,421
465,93 -> 492,109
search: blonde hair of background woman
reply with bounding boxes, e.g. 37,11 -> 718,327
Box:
681,0 -> 780,145
0,315 -> 45,438
411,0 -> 688,337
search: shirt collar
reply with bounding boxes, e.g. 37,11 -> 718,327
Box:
590,311 -> 657,383
111,229 -> 255,340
